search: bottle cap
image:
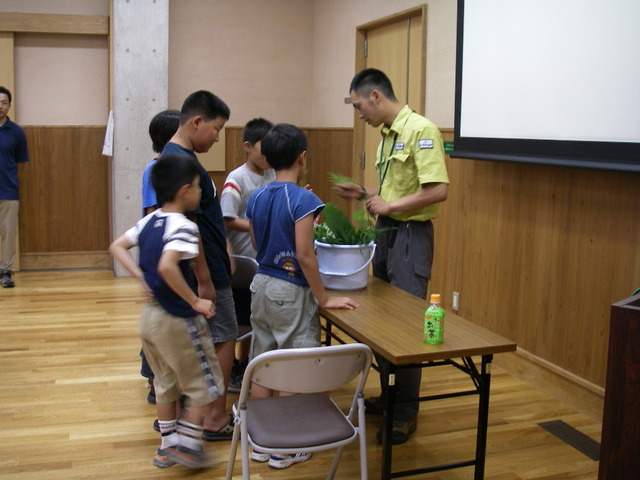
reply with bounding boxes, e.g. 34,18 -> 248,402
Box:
430,293 -> 441,304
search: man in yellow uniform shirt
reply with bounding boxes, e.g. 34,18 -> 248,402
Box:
335,68 -> 449,444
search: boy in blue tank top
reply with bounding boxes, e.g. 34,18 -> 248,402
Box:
110,154 -> 223,470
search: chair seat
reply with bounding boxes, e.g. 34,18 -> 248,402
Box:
246,393 -> 356,449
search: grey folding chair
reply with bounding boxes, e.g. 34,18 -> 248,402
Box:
225,343 -> 373,480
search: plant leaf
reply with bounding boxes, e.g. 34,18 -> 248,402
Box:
328,172 -> 357,185
314,202 -> 395,245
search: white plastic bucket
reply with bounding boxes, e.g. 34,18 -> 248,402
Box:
314,240 -> 376,290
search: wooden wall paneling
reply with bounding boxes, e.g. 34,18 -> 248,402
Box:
430,131 -> 640,419
19,126 -> 109,268
303,128 -> 354,217
430,129 -> 464,307
224,126 -> 245,171
0,12 -> 108,35
212,126 -> 244,197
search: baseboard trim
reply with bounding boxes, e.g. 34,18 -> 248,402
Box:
19,251 -> 111,270
494,348 -> 604,422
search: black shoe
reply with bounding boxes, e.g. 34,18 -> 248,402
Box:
1,270 -> 15,288
376,415 -> 418,445
364,396 -> 385,416
228,359 -> 248,393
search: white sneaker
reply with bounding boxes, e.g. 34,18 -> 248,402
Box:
251,449 -> 269,462
268,452 -> 312,469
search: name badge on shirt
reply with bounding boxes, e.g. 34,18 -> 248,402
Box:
419,139 -> 434,149
394,142 -> 405,150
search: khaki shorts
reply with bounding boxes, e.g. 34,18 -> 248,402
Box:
249,274 -> 320,359
140,301 -> 224,407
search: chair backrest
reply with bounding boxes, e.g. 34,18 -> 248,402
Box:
243,343 -> 372,395
231,255 -> 258,289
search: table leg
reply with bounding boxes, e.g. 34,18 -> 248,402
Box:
324,320 -> 332,346
474,354 -> 493,480
381,365 -> 397,480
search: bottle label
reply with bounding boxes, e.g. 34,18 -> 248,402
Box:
424,307 -> 445,344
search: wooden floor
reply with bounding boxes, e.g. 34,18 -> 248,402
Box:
0,270 -> 601,479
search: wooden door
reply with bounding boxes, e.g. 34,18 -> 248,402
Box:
353,7 -> 426,192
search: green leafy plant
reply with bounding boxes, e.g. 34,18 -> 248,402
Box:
314,203 -> 381,245
315,173 -> 396,245
328,172 -> 357,185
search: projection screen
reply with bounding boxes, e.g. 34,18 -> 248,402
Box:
452,0 -> 640,172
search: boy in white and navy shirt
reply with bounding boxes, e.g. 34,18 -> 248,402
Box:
110,154 -> 223,470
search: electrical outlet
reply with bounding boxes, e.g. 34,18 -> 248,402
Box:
452,291 -> 460,312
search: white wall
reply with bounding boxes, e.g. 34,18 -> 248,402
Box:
14,33 -> 109,125
167,0 -> 456,128
3,0 -> 458,129
0,0 -> 110,126
311,0 -> 457,128
168,0 -> 315,127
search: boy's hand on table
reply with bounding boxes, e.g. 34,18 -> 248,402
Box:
322,296 -> 360,310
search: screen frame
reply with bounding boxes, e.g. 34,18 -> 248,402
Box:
452,0 -> 640,173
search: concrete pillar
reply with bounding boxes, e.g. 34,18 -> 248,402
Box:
111,0 -> 168,276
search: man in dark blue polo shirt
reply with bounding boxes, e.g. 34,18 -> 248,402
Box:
0,86 -> 29,288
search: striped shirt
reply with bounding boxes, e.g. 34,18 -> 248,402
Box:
125,209 -> 200,317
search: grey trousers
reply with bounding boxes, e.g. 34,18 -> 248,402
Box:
372,216 -> 434,420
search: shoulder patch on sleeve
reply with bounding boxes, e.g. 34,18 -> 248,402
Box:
419,139 -> 434,149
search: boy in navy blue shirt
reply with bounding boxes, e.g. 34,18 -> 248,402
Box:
161,91 -> 237,440
110,154 -> 223,469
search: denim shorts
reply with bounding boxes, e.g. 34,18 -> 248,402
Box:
207,285 -> 239,343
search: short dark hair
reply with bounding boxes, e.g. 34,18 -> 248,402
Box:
0,86 -> 12,103
243,117 -> 274,145
350,68 -> 397,101
180,90 -> 230,124
151,154 -> 200,206
260,124 -> 307,170
149,109 -> 180,153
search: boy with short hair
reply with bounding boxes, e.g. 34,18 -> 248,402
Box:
246,123 -> 359,470
161,90 -> 237,441
110,154 -> 223,469
142,109 -> 181,216
220,117 -> 274,391
140,109 -> 181,404
221,117 -> 275,258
